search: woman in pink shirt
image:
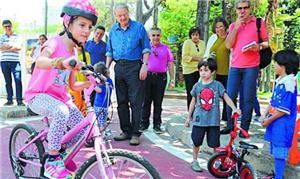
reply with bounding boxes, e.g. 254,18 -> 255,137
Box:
25,0 -> 98,178
221,0 -> 269,137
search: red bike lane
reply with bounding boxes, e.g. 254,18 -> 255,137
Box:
0,100 -> 214,178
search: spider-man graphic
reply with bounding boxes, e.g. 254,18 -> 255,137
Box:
199,88 -> 214,111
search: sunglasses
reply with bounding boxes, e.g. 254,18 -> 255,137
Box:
3,25 -> 11,28
195,44 -> 199,52
151,34 -> 160,37
237,6 -> 250,10
152,49 -> 159,57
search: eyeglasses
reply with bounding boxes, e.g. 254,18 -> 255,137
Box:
237,6 -> 250,10
3,25 -> 11,28
151,49 -> 159,57
151,34 -> 160,37
195,44 -> 199,52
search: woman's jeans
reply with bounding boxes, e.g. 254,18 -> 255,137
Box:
226,67 -> 259,131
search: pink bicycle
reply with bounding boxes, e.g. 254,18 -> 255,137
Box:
9,64 -> 161,179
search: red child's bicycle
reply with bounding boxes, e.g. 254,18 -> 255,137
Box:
207,113 -> 259,179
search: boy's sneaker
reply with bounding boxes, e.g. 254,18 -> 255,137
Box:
44,157 -> 74,179
191,161 -> 203,172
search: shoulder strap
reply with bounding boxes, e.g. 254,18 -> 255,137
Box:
256,18 -> 262,43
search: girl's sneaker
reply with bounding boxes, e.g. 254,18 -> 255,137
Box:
44,157 -> 74,179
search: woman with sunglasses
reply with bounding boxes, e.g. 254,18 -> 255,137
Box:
182,26 -> 205,110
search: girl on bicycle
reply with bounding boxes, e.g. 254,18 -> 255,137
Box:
93,62 -> 114,130
25,0 -> 98,178
261,50 -> 299,179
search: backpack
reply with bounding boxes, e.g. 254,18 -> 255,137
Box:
256,18 -> 273,69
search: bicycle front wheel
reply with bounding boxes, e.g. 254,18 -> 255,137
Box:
240,163 -> 258,179
76,149 -> 161,179
207,151 -> 238,178
9,124 -> 45,178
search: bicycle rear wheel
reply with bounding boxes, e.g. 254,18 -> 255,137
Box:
240,163 -> 258,179
76,149 -> 161,179
9,124 -> 45,178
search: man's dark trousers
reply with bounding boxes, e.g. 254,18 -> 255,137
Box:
114,60 -> 144,137
141,72 -> 167,128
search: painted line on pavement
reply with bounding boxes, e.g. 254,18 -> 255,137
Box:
143,124 -> 208,170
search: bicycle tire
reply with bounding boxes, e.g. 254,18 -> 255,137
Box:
240,163 -> 258,179
9,124 -> 45,178
76,149 -> 161,179
207,151 -> 238,178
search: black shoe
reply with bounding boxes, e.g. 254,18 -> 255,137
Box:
4,101 -> 13,106
114,133 -> 131,141
153,126 -> 163,134
17,101 -> 25,106
220,128 -> 232,135
139,125 -> 148,132
239,132 -> 247,138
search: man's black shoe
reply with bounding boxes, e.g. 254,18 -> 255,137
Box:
139,125 -> 148,132
4,101 -> 13,106
17,101 -> 25,106
220,128 -> 232,135
153,126 -> 163,134
239,132 -> 247,138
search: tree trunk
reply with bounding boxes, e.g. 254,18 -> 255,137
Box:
196,0 -> 210,42
153,0 -> 159,27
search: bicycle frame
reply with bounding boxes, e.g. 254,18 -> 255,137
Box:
14,69 -> 116,178
215,113 -> 250,156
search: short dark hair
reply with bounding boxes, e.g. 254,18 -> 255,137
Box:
212,17 -> 229,34
96,25 -> 105,31
274,49 -> 299,75
188,26 -> 201,39
94,62 -> 108,77
2,19 -> 12,26
198,58 -> 217,72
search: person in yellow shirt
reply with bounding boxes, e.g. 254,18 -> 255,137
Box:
68,46 -> 91,116
182,27 -> 205,110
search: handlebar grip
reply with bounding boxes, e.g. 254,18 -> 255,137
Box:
69,59 -> 77,68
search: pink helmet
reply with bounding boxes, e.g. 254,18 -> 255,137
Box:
61,0 -> 98,25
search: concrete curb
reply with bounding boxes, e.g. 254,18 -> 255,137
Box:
165,114 -> 300,178
0,106 -> 30,119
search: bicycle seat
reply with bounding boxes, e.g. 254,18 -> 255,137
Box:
239,141 -> 258,150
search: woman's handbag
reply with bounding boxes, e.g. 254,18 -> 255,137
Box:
256,18 -> 273,69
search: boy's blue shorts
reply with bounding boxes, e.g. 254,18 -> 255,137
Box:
270,143 -> 289,159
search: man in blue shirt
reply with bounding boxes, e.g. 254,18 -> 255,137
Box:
0,20 -> 24,106
85,25 -> 106,65
106,3 -> 151,145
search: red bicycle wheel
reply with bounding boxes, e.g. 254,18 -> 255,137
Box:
240,163 -> 258,179
207,151 -> 238,178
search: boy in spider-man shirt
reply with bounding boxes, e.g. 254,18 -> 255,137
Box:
185,58 -> 240,172
261,50 -> 299,179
